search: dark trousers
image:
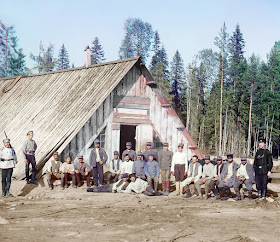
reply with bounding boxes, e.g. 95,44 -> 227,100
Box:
76,173 -> 91,187
92,163 -> 104,185
174,164 -> 185,182
255,174 -> 268,190
210,179 -> 220,196
1,168 -> 13,194
233,179 -> 253,191
107,172 -> 119,184
25,155 -> 36,181
62,173 -> 76,187
87,184 -> 113,192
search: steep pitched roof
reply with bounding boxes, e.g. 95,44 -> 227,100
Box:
0,57 -> 141,179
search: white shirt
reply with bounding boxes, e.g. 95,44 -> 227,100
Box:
96,148 -> 101,162
60,163 -> 75,173
237,163 -> 249,179
226,162 -> 233,179
47,160 -> 62,173
125,178 -> 149,193
120,160 -> 134,174
112,180 -> 128,192
0,147 -> 16,169
171,151 -> 189,172
202,163 -> 215,179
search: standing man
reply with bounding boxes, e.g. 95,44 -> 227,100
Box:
210,156 -> 224,200
22,131 -> 37,185
144,154 -> 160,191
46,152 -> 63,190
195,155 -> 215,199
253,138 -> 273,198
107,151 -> 122,184
234,156 -> 255,201
218,154 -> 239,200
143,142 -> 158,161
89,139 -> 108,186
132,151 -> 146,180
181,155 -> 202,198
122,142 -> 136,161
171,143 -> 189,196
75,155 -> 92,187
0,138 -> 17,197
158,143 -> 173,195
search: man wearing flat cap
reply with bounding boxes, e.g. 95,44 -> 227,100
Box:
144,154 -> 160,191
22,131 -> 38,185
171,143 -> 189,195
107,151 -> 122,184
132,151 -> 146,180
89,139 -> 108,186
75,155 -> 92,187
158,143 -> 173,195
0,138 -> 17,197
218,154 -> 239,200
210,156 -> 224,199
46,152 -> 63,190
143,142 -> 158,162
233,156 -> 255,201
253,138 -> 273,198
122,142 -> 136,161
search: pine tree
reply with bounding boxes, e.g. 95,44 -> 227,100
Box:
90,37 -> 105,64
56,44 -> 70,70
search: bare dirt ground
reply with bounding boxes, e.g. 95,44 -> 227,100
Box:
0,178 -> 280,242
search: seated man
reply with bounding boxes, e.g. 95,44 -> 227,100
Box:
107,151 -> 122,184
144,154 -> 160,191
132,151 -> 146,180
125,173 -> 162,196
209,156 -> 224,199
119,154 -> 134,178
87,173 -> 130,193
195,155 -> 215,199
233,156 -> 255,201
182,155 -> 202,198
46,152 -> 63,190
75,155 -> 92,187
60,155 -> 77,189
218,154 -> 239,200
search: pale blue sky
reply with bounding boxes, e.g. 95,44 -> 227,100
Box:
0,0 -> 279,70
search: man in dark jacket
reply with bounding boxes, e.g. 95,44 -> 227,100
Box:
233,156 -> 255,201
89,139 -> 108,186
253,138 -> 273,198
122,142 -> 136,161
143,142 -> 158,161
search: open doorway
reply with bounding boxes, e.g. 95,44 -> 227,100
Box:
120,125 -> 136,156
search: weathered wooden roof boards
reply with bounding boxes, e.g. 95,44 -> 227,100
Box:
0,56 -> 203,179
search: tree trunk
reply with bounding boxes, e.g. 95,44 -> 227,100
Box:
247,81 -> 253,157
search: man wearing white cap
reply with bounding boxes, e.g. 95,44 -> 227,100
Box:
0,138 -> 17,197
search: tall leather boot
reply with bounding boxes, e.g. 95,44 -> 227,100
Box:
76,174 -> 82,187
47,179 -> 54,190
248,191 -> 253,201
175,182 -> 180,195
233,188 -> 241,201
86,175 -> 91,187
72,174 -> 77,188
61,177 -> 65,190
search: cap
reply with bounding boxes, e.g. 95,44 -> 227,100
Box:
217,156 -> 223,161
178,143 -> 184,148
227,154 -> 233,159
53,151 -> 59,156
148,154 -> 154,157
113,151 -> 119,155
204,155 -> 210,160
241,156 -> 247,161
193,155 -> 198,159
122,173 -> 129,178
163,143 -> 169,147
27,131 -> 33,135
3,138 -> 10,143
126,142 -> 132,146
137,151 -> 143,156
146,142 -> 152,146
78,155 -> 83,159
94,139 -> 100,144
129,173 -> 136,179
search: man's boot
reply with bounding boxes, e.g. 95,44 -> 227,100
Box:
72,174 -> 77,188
47,179 -> 54,190
1,187 -> 6,197
165,181 -> 170,195
233,189 -> 241,201
248,191 -> 253,201
220,188 -> 229,200
76,174 -> 82,187
175,182 -> 180,195
86,175 -> 91,188
161,182 -> 166,192
262,189 -> 267,198
61,177 -> 65,190
258,190 -> 262,199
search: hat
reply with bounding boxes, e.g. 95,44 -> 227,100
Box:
259,138 -> 265,143
129,173 -> 136,179
113,151 -> 119,155
217,156 -> 223,161
204,155 -> 210,160
53,151 -> 59,156
241,156 -> 247,161
94,139 -> 100,144
163,143 -> 169,147
126,142 -> 132,146
178,143 -> 184,148
122,173 -> 129,178
146,142 -> 152,146
3,138 -> 10,143
193,155 -> 198,159
137,151 -> 143,156
148,154 -> 154,157
27,131 -> 33,135
78,155 -> 83,159
227,154 -> 233,159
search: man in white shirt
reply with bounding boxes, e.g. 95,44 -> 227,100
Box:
119,154 -> 134,178
233,156 -> 255,201
195,155 -> 215,199
46,152 -> 62,190
182,155 -> 202,198
171,143 -> 189,195
107,151 -> 122,184
0,138 -> 17,197
60,156 -> 76,189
